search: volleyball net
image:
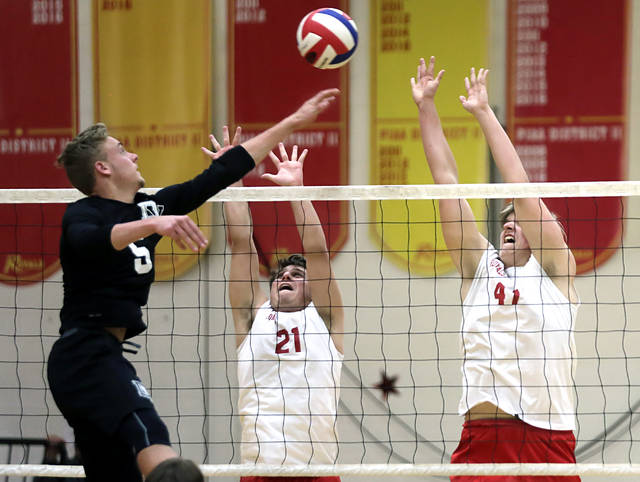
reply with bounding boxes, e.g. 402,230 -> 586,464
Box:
1,182 -> 640,479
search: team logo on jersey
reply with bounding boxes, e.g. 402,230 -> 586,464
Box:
132,380 -> 152,400
137,201 -> 164,219
490,258 -> 506,277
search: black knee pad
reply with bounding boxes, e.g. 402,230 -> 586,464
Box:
116,407 -> 171,455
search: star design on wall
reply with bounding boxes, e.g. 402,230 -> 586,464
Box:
374,371 -> 399,401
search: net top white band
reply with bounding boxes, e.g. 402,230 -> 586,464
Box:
0,181 -> 638,203
2,463 -> 640,477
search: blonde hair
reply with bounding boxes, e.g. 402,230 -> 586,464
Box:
499,201 -> 567,241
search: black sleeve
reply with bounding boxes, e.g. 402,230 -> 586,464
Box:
154,145 -> 255,215
63,206 -> 115,258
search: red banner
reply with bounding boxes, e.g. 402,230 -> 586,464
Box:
507,0 -> 629,273
228,0 -> 350,273
0,0 -> 77,284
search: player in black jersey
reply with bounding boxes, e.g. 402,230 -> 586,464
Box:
47,88 -> 339,482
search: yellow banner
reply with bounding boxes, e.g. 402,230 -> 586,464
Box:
371,0 -> 489,275
94,0 -> 211,280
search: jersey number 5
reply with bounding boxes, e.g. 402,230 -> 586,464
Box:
128,243 -> 152,274
276,327 -> 301,354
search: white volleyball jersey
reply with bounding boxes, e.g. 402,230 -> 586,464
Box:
459,245 -> 579,431
237,301 -> 343,465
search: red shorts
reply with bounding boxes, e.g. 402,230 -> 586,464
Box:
450,419 -> 580,482
241,478 -> 340,482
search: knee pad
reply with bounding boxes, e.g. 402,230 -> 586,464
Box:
116,408 -> 171,455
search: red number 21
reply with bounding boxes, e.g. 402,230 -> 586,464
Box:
494,282 -> 520,305
276,327 -> 301,354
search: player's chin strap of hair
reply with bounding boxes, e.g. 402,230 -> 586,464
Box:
122,340 -> 141,354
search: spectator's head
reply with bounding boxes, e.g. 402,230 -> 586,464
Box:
145,458 -> 203,482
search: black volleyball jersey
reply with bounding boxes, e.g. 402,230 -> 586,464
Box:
59,145 -> 255,339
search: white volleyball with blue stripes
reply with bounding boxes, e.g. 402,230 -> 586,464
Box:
296,8 -> 358,70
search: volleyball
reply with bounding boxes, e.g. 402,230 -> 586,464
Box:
296,8 -> 358,70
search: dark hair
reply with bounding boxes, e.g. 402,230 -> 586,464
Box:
145,458 -> 203,482
269,254 -> 307,285
56,123 -> 109,195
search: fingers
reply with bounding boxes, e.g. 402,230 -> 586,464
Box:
268,150 -> 280,169
466,67 -> 488,86
208,133 -> 222,152
426,56 -> 435,77
222,126 -> 230,146
231,126 -> 242,145
267,143 -> 305,167
201,146 -> 215,158
298,148 -> 308,166
315,88 -> 341,100
478,68 -> 489,84
463,67 -> 489,99
157,216 -> 208,252
418,57 -> 427,79
318,97 -> 336,112
311,88 -> 340,111
209,126 -> 242,152
174,217 -> 208,252
278,142 -> 289,161
436,69 -> 445,82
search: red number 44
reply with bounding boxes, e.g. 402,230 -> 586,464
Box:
494,282 -> 520,305
276,327 -> 301,354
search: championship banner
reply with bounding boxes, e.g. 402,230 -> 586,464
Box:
229,0 -> 350,273
507,0 -> 628,273
0,0 -> 77,284
94,0 -> 211,280
371,0 -> 489,275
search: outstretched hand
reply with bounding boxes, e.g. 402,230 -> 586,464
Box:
201,125 -> 242,160
459,67 -> 490,114
410,56 -> 445,107
261,143 -> 308,186
154,215 -> 208,252
290,89 -> 340,129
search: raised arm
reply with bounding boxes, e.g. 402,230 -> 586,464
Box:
216,127 -> 268,345
238,89 -> 339,165
411,56 -> 486,277
262,144 -> 344,354
459,68 -> 576,285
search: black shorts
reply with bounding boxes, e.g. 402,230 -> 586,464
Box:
47,327 -> 155,435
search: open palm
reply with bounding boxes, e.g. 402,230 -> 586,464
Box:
459,67 -> 489,114
411,56 -> 445,106
261,143 -> 308,187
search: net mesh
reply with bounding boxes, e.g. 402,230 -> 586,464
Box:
1,183 -> 639,479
